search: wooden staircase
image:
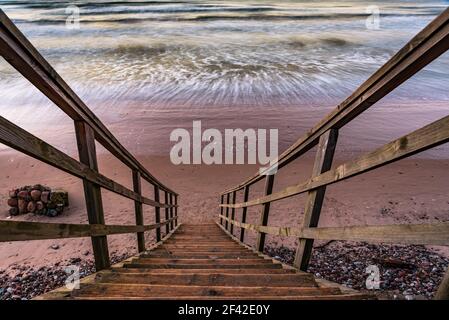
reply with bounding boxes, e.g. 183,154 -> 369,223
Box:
38,223 -> 373,300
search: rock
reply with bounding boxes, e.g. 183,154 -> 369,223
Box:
47,209 -> 58,217
7,198 -> 18,207
50,244 -> 60,250
27,201 -> 36,213
17,190 -> 30,200
18,199 -> 28,214
9,189 -> 18,198
9,207 -> 19,216
30,189 -> 42,201
41,191 -> 50,203
49,190 -> 69,207
69,257 -> 81,264
83,250 -> 90,256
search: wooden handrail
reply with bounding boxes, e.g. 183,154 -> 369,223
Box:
221,7 -> 449,195
217,7 -> 449,299
0,217 -> 178,242
0,10 -> 176,195
0,10 -> 179,271
220,114 -> 449,209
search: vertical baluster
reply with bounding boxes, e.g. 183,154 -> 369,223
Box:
240,185 -> 250,242
154,185 -> 161,242
225,193 -> 230,230
164,191 -> 170,234
230,190 -> 236,235
255,174 -> 275,253
169,193 -> 174,230
74,121 -> 110,270
132,170 -> 145,252
220,194 -> 224,225
294,129 -> 338,271
174,194 -> 178,226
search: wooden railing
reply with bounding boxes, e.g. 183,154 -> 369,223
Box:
0,10 -> 178,271
218,7 -> 449,299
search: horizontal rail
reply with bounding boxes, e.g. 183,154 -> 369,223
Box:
222,7 -> 449,195
0,217 -> 177,242
0,10 -> 176,195
220,216 -> 449,246
221,114 -> 449,209
0,116 -> 176,209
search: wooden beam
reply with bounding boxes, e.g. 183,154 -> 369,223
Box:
169,193 -> 174,230
294,129 -> 338,271
256,174 -> 275,252
0,218 -> 177,243
164,191 -> 170,234
0,10 -> 176,196
174,195 -> 178,227
220,195 -> 224,225
220,215 -> 449,245
132,171 -> 145,252
221,114 -> 449,209
154,185 -> 161,242
240,185 -> 250,242
74,120 -> 110,270
221,7 -> 449,195
0,116 -> 171,208
435,268 -> 449,300
225,193 -> 230,230
230,191 -> 237,235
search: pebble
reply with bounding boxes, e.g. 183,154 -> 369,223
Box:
50,244 -> 60,250
265,242 -> 449,300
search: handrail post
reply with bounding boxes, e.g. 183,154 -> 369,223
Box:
220,195 -> 224,225
132,170 -> 145,252
164,191 -> 170,234
230,191 -> 236,235
255,174 -> 275,253
75,120 -> 110,270
240,185 -> 250,242
154,185 -> 161,242
174,195 -> 178,227
169,193 -> 174,230
225,193 -> 230,230
294,129 -> 338,271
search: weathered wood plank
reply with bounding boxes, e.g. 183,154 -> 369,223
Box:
221,7 -> 449,195
435,268 -> 449,300
0,10 -> 176,195
240,185 -> 250,242
154,185 -> 161,242
133,170 -> 145,252
220,195 -> 224,225
220,215 -> 449,245
255,174 -> 275,252
0,116 -> 173,209
221,114 -> 449,209
164,191 -> 170,234
225,193 -> 230,230
0,218 -> 177,242
294,129 -> 338,271
75,120 -> 110,270
169,193 -> 174,230
230,191 -> 236,235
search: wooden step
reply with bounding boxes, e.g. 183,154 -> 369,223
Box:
95,272 -> 317,287
131,258 -> 273,265
113,268 -> 297,274
72,283 -> 342,298
71,293 -> 375,300
123,263 -> 284,269
140,253 -> 260,259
